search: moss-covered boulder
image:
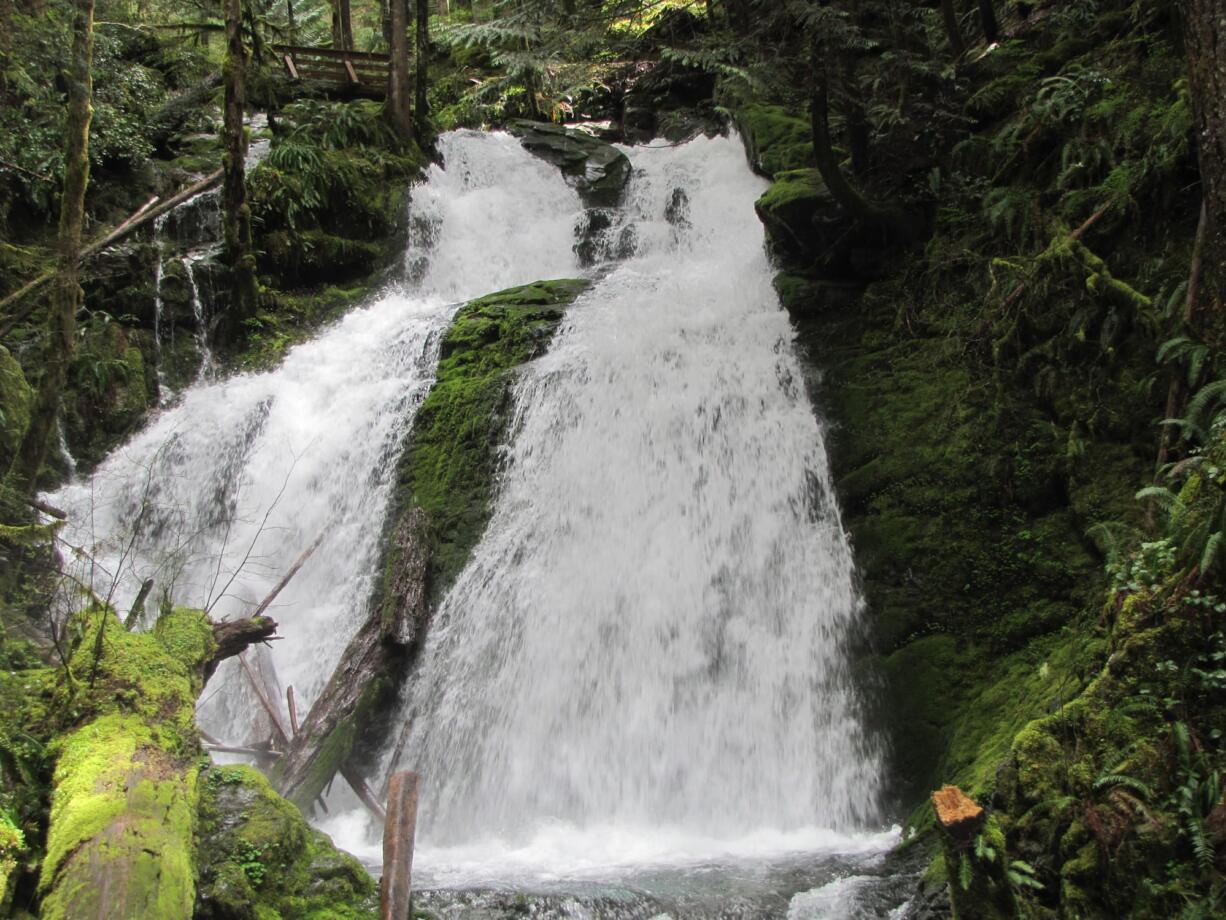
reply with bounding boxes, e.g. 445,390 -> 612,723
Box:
507,122 -> 630,207
195,765 -> 377,920
735,103 -> 814,178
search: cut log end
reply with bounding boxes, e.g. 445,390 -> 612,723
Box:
207,616 -> 279,681
932,784 -> 985,843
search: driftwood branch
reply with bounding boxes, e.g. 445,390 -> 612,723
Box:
0,169 -> 223,335
207,616 -> 280,682
254,533 -> 324,617
26,496 -> 67,519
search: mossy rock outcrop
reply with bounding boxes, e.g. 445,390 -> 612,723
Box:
736,103 -> 814,178
382,278 -> 589,611
507,122 -> 631,207
195,765 -> 377,920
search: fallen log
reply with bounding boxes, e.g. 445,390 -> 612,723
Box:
0,168 -> 223,333
273,508 -> 431,813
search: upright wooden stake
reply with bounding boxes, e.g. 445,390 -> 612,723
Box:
380,771 -> 419,920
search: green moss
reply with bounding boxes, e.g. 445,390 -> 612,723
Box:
39,712 -> 199,920
0,810 -> 25,914
736,104 -> 813,177
382,278 -> 590,607
0,345 -> 32,471
195,765 -> 377,920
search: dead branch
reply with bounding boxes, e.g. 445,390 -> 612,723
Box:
0,169 -> 223,333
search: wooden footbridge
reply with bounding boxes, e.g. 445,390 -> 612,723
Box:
273,45 -> 391,97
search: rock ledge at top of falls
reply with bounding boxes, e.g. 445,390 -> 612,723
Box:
507,121 -> 631,207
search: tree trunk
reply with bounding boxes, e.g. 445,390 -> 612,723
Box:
932,785 -> 1018,920
436,0 -> 448,16
941,0 -> 967,57
809,64 -> 883,226
385,0 -> 413,139
8,0 -> 94,493
222,0 -> 259,322
978,0 -> 999,43
415,0 -> 429,136
331,0 -> 354,49
1184,0 -> 1226,314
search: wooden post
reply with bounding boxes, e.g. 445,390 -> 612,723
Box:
287,685 -> 300,734
381,771 -> 419,920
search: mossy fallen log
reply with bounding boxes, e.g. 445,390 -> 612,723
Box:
37,608 -> 216,920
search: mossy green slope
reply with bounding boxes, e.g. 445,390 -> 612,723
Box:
737,4 -> 1212,912
381,278 -> 590,611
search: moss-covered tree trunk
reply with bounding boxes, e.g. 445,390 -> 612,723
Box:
222,0 -> 259,322
1184,0 -> 1226,314
414,0 -> 429,137
7,0 -> 94,493
37,610 -> 216,920
385,0 -> 413,140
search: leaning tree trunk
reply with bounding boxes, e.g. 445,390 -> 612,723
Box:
414,0 -> 429,136
386,0 -> 413,139
222,0 -> 259,322
8,0 -> 94,493
1184,0 -> 1226,316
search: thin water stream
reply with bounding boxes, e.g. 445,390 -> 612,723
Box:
47,129 -> 909,918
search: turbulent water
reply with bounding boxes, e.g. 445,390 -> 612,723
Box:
397,134 -> 883,837
47,129 -> 903,917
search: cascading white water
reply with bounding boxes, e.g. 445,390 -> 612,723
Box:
389,133 -> 886,875
181,253 -> 216,378
46,126 -> 895,913
46,132 -> 584,728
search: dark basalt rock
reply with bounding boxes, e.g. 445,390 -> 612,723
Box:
507,120 -> 632,207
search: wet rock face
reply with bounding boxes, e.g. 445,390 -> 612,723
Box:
619,58 -> 722,145
507,121 -> 632,207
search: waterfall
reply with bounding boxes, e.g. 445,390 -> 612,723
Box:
181,253 -> 216,378
46,131 -> 584,724
45,128 -> 893,911
386,133 -> 886,877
